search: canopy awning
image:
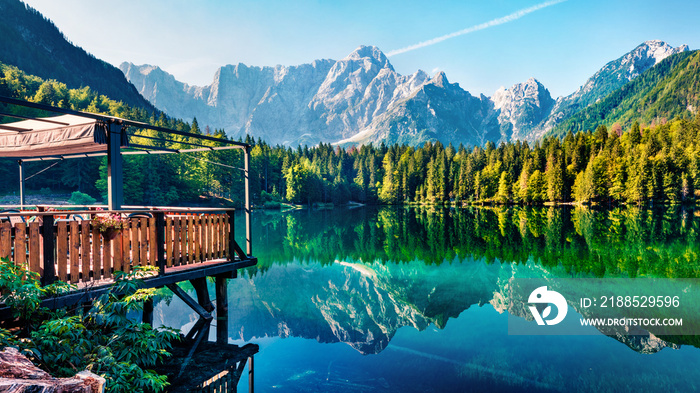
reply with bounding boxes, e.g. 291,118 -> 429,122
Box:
0,114 -> 127,158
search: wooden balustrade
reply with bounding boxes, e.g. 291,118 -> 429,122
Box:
0,209 -> 241,286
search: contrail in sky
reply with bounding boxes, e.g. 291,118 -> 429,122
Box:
386,0 -> 567,57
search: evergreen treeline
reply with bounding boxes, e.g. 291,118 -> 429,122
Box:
252,119 -> 700,206
1,61 -> 699,207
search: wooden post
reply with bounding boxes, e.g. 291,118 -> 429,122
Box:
107,122 -> 124,210
215,273 -> 230,344
155,212 -> 166,275
244,145 -> 252,256
248,356 -> 254,393
226,210 -> 235,261
41,215 -> 55,286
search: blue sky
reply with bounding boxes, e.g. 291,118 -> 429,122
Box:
21,0 -> 700,98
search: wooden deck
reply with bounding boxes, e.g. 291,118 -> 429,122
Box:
0,207 -> 256,316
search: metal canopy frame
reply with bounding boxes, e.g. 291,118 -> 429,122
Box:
0,96 -> 253,256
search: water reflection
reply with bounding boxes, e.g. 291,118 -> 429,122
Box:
154,316 -> 258,392
246,205 -> 700,278
155,206 -> 700,392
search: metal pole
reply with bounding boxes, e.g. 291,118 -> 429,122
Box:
244,145 -> 252,256
107,122 -> 124,210
18,160 -> 25,209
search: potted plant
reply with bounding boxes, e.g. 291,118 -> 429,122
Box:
92,213 -> 126,240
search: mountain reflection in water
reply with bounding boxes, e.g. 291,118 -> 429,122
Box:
155,206 -> 700,392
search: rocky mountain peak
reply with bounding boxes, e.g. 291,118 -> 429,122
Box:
621,40 -> 689,80
492,77 -> 554,141
430,71 -> 449,88
347,45 -> 392,68
492,77 -> 550,110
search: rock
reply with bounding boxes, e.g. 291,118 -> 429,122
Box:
0,347 -> 105,393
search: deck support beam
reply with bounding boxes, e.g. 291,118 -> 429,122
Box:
166,283 -> 212,321
189,277 -> 214,312
215,272 -> 233,344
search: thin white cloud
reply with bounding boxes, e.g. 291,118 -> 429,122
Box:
387,0 -> 567,57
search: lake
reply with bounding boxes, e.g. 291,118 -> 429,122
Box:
154,205 -> 700,392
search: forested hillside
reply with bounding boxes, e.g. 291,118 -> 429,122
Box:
550,50 -> 700,137
0,0 -> 154,110
1,62 -> 699,207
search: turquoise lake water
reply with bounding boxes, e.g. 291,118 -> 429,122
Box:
155,206 -> 700,392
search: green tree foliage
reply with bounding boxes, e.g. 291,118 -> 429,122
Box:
0,260 -> 177,392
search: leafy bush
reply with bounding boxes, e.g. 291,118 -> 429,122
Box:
0,258 -> 178,392
67,191 -> 97,205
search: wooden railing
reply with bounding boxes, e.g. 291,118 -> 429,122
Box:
0,208 -> 245,286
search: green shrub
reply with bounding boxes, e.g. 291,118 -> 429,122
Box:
0,258 -> 178,392
67,191 -> 97,205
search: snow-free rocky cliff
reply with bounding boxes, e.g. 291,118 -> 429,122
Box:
121,40 -> 688,147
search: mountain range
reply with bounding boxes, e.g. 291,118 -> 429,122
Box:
1,0 -> 696,147
122,40 -> 690,146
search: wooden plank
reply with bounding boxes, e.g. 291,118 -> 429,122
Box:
201,215 -> 208,260
166,217 -> 173,267
219,215 -> 225,259
92,224 -> 101,279
194,215 -> 201,263
69,221 -> 79,284
80,221 -> 90,281
131,219 -> 140,268
149,217 -> 157,266
216,215 -> 223,259
14,223 -> 27,267
179,216 -> 187,265
102,234 -> 111,279
188,215 -> 194,264
210,216 -> 217,259
209,215 -> 215,260
113,228 -> 123,274
140,217 -> 148,267
29,222 -> 40,274
203,215 -> 211,260
56,221 -> 68,282
173,217 -> 181,266
224,214 -> 230,259
121,223 -> 130,274
0,222 -> 11,259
